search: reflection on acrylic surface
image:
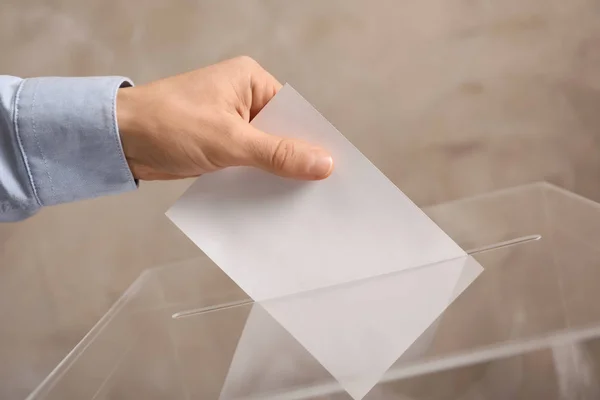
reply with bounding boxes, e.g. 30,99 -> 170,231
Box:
220,256 -> 483,400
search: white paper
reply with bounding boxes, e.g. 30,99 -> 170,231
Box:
167,84 -> 481,399
167,84 -> 466,301
220,256 -> 483,400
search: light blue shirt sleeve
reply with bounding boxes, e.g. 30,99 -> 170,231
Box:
0,76 -> 137,221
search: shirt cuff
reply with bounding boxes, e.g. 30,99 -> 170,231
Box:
14,76 -> 137,206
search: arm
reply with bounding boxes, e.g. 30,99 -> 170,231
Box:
1,57 -> 333,222
0,75 -> 137,221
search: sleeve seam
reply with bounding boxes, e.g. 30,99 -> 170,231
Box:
12,79 -> 42,207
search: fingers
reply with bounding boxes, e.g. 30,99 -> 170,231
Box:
227,56 -> 283,119
248,66 -> 282,119
221,57 -> 332,180
235,122 -> 334,180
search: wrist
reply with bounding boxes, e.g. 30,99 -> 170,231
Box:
116,87 -> 137,141
116,86 -> 144,174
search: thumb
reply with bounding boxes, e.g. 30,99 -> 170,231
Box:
239,124 -> 333,180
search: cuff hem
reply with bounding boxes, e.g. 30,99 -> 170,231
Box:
15,76 -> 137,206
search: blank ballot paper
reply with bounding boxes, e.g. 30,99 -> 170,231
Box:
166,85 -> 482,400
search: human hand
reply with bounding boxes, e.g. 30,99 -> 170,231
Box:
116,56 -> 333,181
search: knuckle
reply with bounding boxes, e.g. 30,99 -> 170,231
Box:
234,55 -> 259,69
271,139 -> 295,170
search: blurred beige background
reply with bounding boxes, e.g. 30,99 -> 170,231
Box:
2,0 -> 600,398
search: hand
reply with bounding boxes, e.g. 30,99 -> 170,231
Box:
116,56 -> 334,181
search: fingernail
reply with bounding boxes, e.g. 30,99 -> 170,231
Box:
309,151 -> 333,178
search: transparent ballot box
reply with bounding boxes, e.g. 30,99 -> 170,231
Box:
27,182 -> 600,399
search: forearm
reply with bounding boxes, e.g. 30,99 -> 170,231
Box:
0,75 -> 137,222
